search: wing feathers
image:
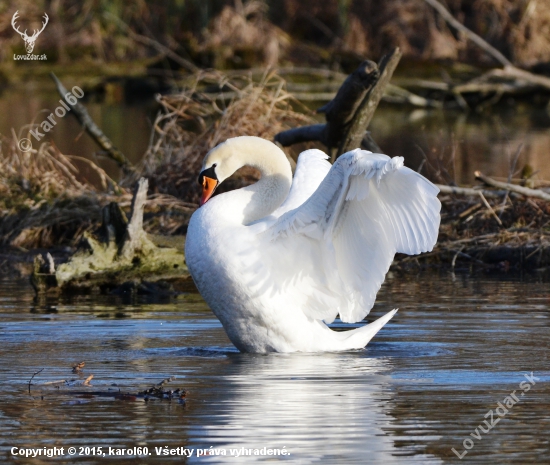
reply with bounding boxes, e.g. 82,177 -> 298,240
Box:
261,149 -> 440,324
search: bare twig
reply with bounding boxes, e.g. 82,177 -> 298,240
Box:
478,191 -> 503,226
458,203 -> 482,219
28,368 -> 44,394
500,142 -> 524,214
50,73 -> 135,176
451,246 -> 464,269
475,171 -> 550,201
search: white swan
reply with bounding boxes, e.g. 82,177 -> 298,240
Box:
185,136 -> 440,353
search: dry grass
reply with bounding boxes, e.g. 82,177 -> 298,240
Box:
0,131 -> 194,248
409,193 -> 550,270
0,70 -> 314,249
139,70 -> 314,205
0,133 -> 118,248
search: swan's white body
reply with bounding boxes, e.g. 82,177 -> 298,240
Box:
185,137 -> 441,353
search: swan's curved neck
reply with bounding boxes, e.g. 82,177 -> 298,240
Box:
210,137 -> 293,224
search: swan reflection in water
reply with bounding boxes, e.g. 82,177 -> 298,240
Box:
186,351 -> 440,464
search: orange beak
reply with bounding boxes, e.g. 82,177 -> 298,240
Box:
200,176 -> 218,206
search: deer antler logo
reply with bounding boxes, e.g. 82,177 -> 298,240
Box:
11,10 -> 49,54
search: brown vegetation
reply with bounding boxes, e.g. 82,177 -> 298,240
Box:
412,190 -> 550,271
140,70 -> 313,205
0,70 -> 311,251
1,66 -> 549,272
2,0 -> 550,70
0,137 -> 113,248
0,133 -> 193,249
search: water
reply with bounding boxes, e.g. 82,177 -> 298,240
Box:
2,82 -> 550,185
1,271 -> 549,464
0,83 -> 156,180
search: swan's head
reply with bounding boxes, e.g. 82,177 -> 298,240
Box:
198,136 -> 292,211
198,138 -> 245,206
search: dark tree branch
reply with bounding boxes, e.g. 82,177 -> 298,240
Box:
274,124 -> 325,146
275,50 -> 402,161
337,48 -> 402,158
319,60 -> 379,149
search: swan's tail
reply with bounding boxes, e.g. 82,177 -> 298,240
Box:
336,309 -> 398,350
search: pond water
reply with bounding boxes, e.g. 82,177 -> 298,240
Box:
2,82 -> 550,186
1,271 -> 549,464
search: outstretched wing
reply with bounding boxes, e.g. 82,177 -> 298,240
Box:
264,149 -> 441,323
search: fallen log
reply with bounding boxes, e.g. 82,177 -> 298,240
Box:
31,178 -> 191,294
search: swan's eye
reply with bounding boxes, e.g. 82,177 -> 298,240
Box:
212,163 -> 217,168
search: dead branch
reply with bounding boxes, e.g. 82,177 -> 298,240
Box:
422,0 -> 511,67
424,0 -> 550,92
275,50 -> 402,157
337,48 -> 402,158
474,171 -> 550,202
28,368 -> 44,394
275,59 -> 382,152
478,191 -> 503,226
120,178 -> 155,260
320,60 -> 380,151
50,73 -> 135,176
274,124 -> 325,146
436,184 -> 508,198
